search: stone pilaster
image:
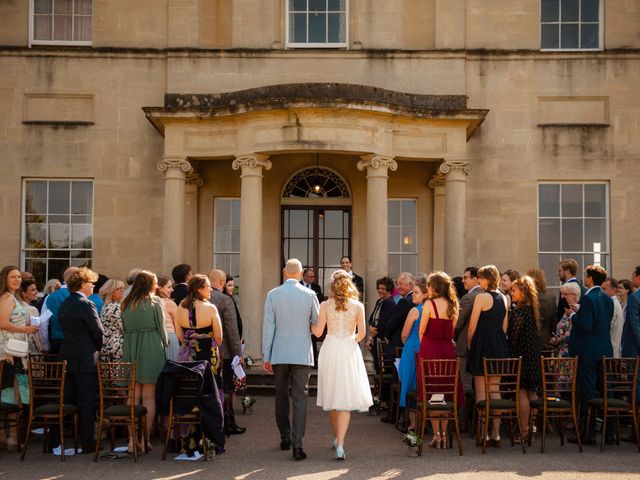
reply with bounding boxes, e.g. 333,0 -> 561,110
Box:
429,174 -> 446,271
184,169 -> 204,270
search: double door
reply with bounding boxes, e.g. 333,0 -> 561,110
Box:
281,206 -> 351,290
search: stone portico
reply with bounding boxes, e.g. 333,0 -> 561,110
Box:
145,83 -> 487,357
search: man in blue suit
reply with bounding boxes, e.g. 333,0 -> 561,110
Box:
263,258 -> 320,460
621,266 -> 640,401
568,264 -> 614,444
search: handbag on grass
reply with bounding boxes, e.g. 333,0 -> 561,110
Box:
5,338 -> 29,357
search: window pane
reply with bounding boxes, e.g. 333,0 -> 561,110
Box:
328,0 -> 343,10
74,15 -> 92,41
324,239 -> 343,266
560,23 -> 579,48
289,210 -> 312,238
34,15 -> 52,40
71,224 -> 91,248
538,184 -> 560,217
561,218 -> 583,251
50,259 -> 71,280
323,210 -> 343,238
388,226 -> 401,252
560,0 -> 579,21
53,14 -> 72,41
48,182 -> 70,214
290,239 -> 310,266
584,184 -> 606,217
581,0 -> 599,21
49,224 -> 69,249
231,227 -> 240,251
581,23 -> 599,48
26,224 -> 47,249
388,201 -> 401,226
291,0 -> 307,11
216,200 -> 231,225
541,24 -> 560,49
308,12 -> 326,42
561,184 -> 582,217
215,226 -> 231,251
388,255 -> 401,279
401,200 -> 417,227
309,0 -> 326,12
25,259 -> 47,289
35,0 -> 53,14
76,0 -> 92,15
26,181 -> 48,214
327,13 -> 341,43
231,199 -> 240,223
400,255 -> 418,277
539,219 -> 560,251
54,0 -> 73,14
401,227 -> 416,253
539,254 -> 561,288
293,13 -> 307,42
71,181 -> 92,214
584,218 -> 606,252
541,0 -> 559,22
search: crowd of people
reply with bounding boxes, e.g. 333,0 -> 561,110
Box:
0,262 -> 245,456
370,260 -> 640,450
0,255 -> 639,459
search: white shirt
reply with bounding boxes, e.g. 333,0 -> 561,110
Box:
610,295 -> 625,358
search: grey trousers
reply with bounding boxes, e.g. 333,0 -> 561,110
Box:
273,364 -> 311,449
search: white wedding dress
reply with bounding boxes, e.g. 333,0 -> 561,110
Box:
316,298 -> 373,412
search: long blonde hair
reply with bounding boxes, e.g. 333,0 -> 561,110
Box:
330,269 -> 359,311
512,276 -> 541,330
427,271 -> 459,320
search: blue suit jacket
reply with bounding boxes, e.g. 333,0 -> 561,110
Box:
262,279 -> 319,366
621,290 -> 640,357
568,286 -> 613,360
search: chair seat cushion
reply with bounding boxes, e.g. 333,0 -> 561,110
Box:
416,400 -> 455,411
0,402 -> 20,414
587,398 -> 630,409
530,398 -> 571,409
34,404 -> 77,415
104,404 -> 148,416
476,399 -> 515,410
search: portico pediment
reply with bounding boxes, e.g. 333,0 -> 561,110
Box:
143,83 -> 487,160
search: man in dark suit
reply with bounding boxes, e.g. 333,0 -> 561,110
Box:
454,266 -> 482,427
621,266 -> 640,401
170,263 -> 192,307
301,268 -> 324,368
556,258 -> 587,324
340,256 -> 364,301
208,268 -> 245,435
58,267 -> 104,453
568,264 -> 614,444
381,272 -> 415,423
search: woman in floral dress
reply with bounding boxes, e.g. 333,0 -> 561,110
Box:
99,279 -> 126,361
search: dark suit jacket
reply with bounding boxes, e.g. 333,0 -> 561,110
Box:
371,296 -> 396,339
352,273 -> 364,300
171,283 -> 189,308
556,278 -> 587,321
209,288 -> 242,361
454,286 -> 483,356
568,286 -> 613,360
300,281 -> 324,304
383,292 -> 413,359
58,292 -> 104,374
621,290 -> 640,400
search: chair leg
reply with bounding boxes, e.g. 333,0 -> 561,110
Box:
600,413 -> 607,453
60,417 -> 66,462
417,409 -> 425,456
454,413 -> 463,456
73,414 -> 78,454
631,412 -> 640,452
572,406 -> 583,453
94,419 -> 103,462
162,417 -> 172,460
481,409 -> 489,454
20,417 -> 33,460
202,432 -> 207,462
541,413 -> 547,453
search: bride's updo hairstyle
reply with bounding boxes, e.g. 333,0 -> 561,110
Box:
330,269 -> 359,312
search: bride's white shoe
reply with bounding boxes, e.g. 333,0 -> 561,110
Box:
335,446 -> 346,460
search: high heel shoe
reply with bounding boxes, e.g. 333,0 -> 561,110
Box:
428,432 -> 442,449
335,446 -> 346,460
332,439 -> 337,450
441,432 -> 448,449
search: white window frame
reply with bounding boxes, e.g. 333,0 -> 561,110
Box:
540,0 -> 604,51
537,181 -> 610,291
213,197 -> 241,280
285,0 -> 349,49
21,178 -> 94,285
388,198 -> 418,278
29,0 -> 93,47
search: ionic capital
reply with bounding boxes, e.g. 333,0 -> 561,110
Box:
158,156 -> 192,175
439,160 -> 472,177
185,169 -> 204,187
232,153 -> 272,172
428,174 -> 446,190
357,154 -> 398,172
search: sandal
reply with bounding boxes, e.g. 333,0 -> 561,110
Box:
428,432 -> 442,449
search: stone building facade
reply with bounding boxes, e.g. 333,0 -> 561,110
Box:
1,1 -> 639,356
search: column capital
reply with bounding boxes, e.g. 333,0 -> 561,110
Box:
158,156 -> 192,175
357,154 -> 398,173
185,169 -> 204,187
232,153 -> 272,172
439,160 -> 471,176
428,174 -> 446,190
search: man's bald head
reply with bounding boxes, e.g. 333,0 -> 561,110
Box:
208,269 -> 227,290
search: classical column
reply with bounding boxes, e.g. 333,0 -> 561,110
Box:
232,153 -> 272,359
158,156 -> 192,273
357,154 -> 398,314
184,169 -> 204,269
439,160 -> 471,276
429,174 -> 446,271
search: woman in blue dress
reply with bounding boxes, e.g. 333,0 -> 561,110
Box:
397,274 -> 427,430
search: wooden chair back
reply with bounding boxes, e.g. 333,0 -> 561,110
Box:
602,356 -> 639,402
97,362 -> 137,412
482,357 -> 522,399
418,357 -> 459,406
27,360 -> 67,412
540,356 -> 578,405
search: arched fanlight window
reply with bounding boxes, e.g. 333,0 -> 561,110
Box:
282,167 -> 350,198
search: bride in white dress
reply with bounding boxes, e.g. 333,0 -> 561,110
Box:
312,270 -> 373,460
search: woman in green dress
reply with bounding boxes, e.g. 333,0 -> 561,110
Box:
121,270 -> 167,452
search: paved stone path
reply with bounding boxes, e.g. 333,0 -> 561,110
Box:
3,393 -> 640,479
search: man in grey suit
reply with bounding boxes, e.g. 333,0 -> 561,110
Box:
454,267 -> 482,430
263,259 -> 320,461
208,268 -> 245,435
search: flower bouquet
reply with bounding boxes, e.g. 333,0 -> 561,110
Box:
243,355 -> 255,371
403,430 -> 421,448
242,394 -> 256,414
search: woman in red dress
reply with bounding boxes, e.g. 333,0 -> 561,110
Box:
418,271 -> 462,449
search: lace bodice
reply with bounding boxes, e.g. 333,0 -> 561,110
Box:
326,298 -> 359,338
